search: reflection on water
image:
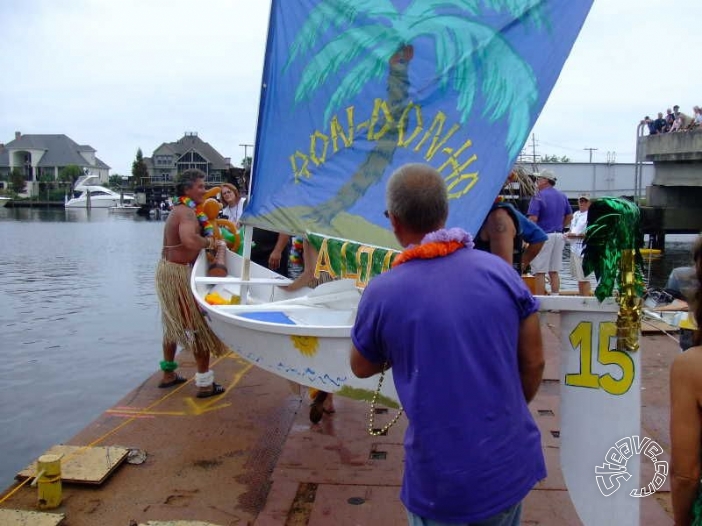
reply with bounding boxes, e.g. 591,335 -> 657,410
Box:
560,234 -> 698,292
0,207 -> 697,490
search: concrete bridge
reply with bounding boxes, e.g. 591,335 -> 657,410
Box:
637,127 -> 702,248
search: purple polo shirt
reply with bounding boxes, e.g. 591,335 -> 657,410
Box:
527,186 -> 571,233
352,247 -> 545,523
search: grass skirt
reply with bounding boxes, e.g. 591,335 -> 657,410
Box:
155,259 -> 228,357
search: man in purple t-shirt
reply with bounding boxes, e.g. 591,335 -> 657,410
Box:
350,163 -> 546,525
527,171 -> 572,295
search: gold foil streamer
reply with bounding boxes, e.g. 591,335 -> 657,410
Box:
616,249 -> 642,352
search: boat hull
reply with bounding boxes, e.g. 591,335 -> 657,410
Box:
191,250 -> 399,406
108,205 -> 140,213
65,197 -> 134,208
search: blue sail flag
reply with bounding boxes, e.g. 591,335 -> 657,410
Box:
243,0 -> 593,249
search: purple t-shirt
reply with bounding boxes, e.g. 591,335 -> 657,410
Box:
527,186 -> 571,233
352,247 -> 546,523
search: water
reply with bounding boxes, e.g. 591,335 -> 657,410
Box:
0,207 -> 697,491
561,234 -> 698,293
0,207 -> 163,490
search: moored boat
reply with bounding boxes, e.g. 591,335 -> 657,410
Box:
108,205 -> 140,214
65,175 -> 135,208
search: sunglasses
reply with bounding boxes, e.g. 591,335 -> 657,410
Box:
384,210 -> 390,218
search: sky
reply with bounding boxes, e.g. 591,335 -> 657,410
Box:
1,0 -> 700,175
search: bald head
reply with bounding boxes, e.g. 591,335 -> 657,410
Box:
386,163 -> 448,235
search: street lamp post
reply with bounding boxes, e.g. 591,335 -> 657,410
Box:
239,143 -> 254,194
239,143 -> 253,166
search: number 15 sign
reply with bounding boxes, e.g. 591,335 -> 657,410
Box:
538,296 -> 641,526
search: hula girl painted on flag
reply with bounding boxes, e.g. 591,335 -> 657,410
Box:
243,0 -> 593,248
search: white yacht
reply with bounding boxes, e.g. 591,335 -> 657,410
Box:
65,175 -> 135,208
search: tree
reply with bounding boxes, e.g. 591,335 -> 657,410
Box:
37,170 -> 55,197
108,174 -> 130,189
132,148 -> 149,184
9,168 -> 25,194
287,0 -> 546,223
540,154 -> 571,163
58,165 -> 84,187
241,156 -> 252,170
10,167 -> 26,194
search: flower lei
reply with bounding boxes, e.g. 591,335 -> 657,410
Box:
176,196 -> 213,236
392,228 -> 474,267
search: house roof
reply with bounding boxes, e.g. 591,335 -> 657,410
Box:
161,134 -> 231,169
94,157 -> 110,169
152,143 -> 177,156
0,134 -> 110,169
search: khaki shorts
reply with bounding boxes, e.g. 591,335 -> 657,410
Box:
530,232 -> 565,274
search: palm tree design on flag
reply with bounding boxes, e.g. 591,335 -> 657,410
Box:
287,0 -> 547,225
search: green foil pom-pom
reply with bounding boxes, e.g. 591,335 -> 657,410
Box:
581,197 -> 644,302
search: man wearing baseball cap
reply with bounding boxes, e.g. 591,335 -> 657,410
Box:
566,194 -> 591,295
527,171 -> 572,294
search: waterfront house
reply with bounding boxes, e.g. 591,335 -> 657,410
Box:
0,131 -> 110,197
143,132 -> 233,186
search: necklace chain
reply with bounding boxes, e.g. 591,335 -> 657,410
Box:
367,229 -> 472,434
368,363 -> 404,436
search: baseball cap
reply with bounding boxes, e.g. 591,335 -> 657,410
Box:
535,170 -> 557,183
578,194 -> 590,202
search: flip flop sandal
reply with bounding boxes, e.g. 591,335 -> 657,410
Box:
158,373 -> 187,389
196,382 -> 225,399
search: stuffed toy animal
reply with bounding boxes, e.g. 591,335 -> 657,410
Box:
199,187 -> 241,277
202,187 -> 241,253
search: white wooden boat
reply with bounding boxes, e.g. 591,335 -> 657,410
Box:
191,249 -> 399,405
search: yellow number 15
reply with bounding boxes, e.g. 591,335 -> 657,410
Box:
564,321 -> 635,396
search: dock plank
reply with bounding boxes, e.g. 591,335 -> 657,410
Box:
16,445 -> 129,485
0,509 -> 65,525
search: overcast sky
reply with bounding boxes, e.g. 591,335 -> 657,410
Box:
1,0 -> 700,175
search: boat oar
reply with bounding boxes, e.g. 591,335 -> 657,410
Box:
216,278 -> 360,312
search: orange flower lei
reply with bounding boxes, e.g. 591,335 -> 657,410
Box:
392,228 -> 474,267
